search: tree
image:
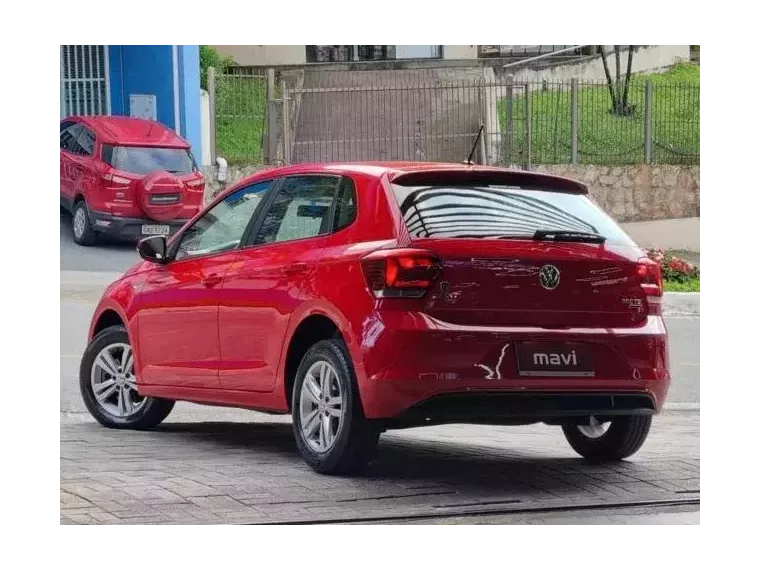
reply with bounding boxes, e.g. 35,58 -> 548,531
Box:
598,45 -> 636,116
199,46 -> 234,90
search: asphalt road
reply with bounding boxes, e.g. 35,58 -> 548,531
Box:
60,210 -> 138,273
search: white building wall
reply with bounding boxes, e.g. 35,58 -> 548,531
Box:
214,45 -> 306,66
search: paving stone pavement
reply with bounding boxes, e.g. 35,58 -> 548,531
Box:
60,410 -> 699,524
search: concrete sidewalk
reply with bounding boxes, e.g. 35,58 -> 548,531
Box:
621,217 -> 699,252
383,504 -> 699,525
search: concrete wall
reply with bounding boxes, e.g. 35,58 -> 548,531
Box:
201,164 -> 266,200
201,163 -> 700,226
215,45 -> 306,66
533,164 -> 700,222
443,45 -> 477,59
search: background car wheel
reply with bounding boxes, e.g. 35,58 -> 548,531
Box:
80,325 -> 174,430
72,201 -> 97,246
562,414 -> 652,461
292,338 -> 379,475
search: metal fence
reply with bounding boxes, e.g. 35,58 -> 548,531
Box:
209,67 -> 699,168
210,68 -> 270,164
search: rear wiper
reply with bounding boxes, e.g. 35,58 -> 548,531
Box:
532,229 -> 606,243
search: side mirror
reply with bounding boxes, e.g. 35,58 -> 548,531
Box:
137,235 -> 168,263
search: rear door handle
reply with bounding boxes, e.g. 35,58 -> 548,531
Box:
202,273 -> 223,288
283,263 -> 308,275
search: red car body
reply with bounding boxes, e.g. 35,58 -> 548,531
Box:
86,162 -> 670,428
60,116 -> 205,243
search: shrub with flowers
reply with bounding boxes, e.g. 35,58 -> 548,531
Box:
646,248 -> 700,283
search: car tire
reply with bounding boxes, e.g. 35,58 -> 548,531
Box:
562,415 -> 652,461
80,325 -> 174,430
72,201 -> 97,246
292,338 -> 380,475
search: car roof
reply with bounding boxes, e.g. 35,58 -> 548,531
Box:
64,116 -> 190,148
233,162 -> 588,194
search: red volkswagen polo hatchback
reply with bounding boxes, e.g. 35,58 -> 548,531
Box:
80,162 -> 669,474
60,116 -> 205,245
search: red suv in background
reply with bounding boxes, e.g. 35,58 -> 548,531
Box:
60,116 -> 205,245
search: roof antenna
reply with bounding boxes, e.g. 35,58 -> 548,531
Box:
464,124 -> 484,165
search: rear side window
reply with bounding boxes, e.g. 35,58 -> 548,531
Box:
106,146 -> 194,175
392,185 -> 634,245
332,177 -> 357,232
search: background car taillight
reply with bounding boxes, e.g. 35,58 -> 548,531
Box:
102,173 -> 131,185
185,175 -> 205,189
101,172 -> 132,200
361,249 -> 441,298
637,258 -> 663,315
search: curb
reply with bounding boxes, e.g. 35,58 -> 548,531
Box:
663,403 -> 700,412
61,271 -> 124,302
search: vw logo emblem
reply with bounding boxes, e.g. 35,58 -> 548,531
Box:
539,264 -> 560,290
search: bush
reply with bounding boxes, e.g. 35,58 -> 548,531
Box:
646,248 -> 700,283
200,46 -> 234,90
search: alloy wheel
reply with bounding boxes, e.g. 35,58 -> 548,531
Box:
298,360 -> 344,453
90,342 -> 146,417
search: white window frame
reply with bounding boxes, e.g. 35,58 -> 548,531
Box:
59,44 -> 111,118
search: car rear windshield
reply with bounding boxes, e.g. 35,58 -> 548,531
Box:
391,184 -> 634,245
103,145 -> 195,175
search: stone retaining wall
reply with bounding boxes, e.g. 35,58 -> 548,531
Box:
203,163 -> 700,223
534,164 -> 699,222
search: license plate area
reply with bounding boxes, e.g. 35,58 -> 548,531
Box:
515,341 -> 595,377
141,224 -> 170,236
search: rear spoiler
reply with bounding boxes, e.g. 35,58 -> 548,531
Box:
390,169 -> 588,195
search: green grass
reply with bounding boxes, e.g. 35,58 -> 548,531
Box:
215,75 -> 267,165
499,62 -> 700,165
664,278 -> 700,292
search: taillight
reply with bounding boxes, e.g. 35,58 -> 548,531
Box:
637,258 -> 663,315
101,173 -> 131,185
361,249 -> 441,298
186,177 -> 205,188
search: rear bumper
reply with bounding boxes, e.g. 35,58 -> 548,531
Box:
384,392 -> 656,428
89,211 -> 190,241
353,312 -> 670,421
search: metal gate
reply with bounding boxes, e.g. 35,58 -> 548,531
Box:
60,45 -> 109,117
280,76 -> 534,168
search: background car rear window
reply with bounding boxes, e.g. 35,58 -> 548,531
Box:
105,146 -> 195,175
392,184 -> 634,245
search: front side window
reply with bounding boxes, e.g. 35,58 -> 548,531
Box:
254,176 -> 340,245
174,181 -> 272,261
105,146 -> 195,175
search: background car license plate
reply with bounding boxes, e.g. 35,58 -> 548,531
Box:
515,342 -> 595,377
141,224 -> 170,236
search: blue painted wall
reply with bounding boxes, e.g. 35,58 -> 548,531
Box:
107,45 -> 201,159
178,45 -> 202,161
